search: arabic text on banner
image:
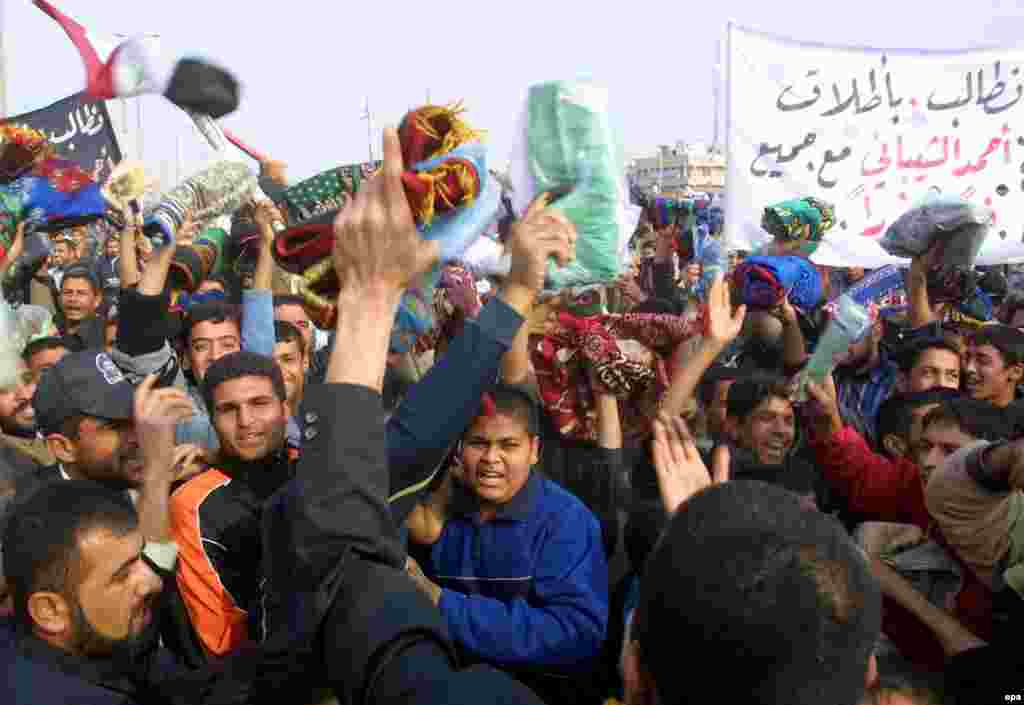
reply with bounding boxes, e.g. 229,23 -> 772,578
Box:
2,93 -> 122,184
724,25 -> 1024,267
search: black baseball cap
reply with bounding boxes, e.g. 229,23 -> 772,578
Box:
33,351 -> 136,433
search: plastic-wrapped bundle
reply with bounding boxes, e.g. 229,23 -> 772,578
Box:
732,255 -> 823,312
880,195 -> 992,262
509,80 -> 627,290
881,195 -> 993,303
143,161 -> 256,249
793,294 -> 871,402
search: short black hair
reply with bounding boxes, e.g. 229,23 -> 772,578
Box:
895,336 -> 962,373
273,320 -> 306,356
22,336 -> 81,364
969,325 -> 1024,367
184,302 -> 242,342
60,266 -> 100,294
921,398 -> 1012,443
635,482 -> 881,705
726,374 -> 791,423
3,481 -> 137,626
697,365 -> 744,409
466,384 -> 541,438
201,351 -> 286,413
272,293 -> 308,311
875,388 -> 961,452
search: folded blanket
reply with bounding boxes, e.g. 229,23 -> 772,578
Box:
732,255 -> 823,312
0,157 -> 107,259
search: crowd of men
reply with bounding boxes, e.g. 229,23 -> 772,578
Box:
0,127 -> 1020,705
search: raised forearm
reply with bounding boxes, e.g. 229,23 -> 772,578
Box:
659,339 -> 724,419
498,283 -> 535,386
328,288 -> 402,390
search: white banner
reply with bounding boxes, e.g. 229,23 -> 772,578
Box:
724,24 -> 1024,267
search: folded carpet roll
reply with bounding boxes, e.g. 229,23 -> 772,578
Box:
274,103 -> 498,352
143,161 -> 256,249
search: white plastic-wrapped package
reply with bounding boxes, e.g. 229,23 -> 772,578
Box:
509,80 -> 628,290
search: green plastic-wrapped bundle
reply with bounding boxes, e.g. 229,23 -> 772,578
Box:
514,81 -> 626,290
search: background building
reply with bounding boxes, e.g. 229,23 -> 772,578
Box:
628,141 -> 725,197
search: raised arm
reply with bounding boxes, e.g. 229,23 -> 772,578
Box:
286,127 -> 440,582
658,274 -> 745,419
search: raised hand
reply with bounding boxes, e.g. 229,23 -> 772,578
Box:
652,412 -> 712,515
331,128 -> 440,299
705,273 -> 746,348
505,191 -> 577,294
133,374 -> 196,475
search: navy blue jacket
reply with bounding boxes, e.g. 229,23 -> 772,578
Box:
427,472 -> 609,670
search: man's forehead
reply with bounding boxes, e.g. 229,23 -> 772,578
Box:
191,318 -> 240,339
213,375 -> 277,402
467,412 -> 532,438
275,303 -> 309,320
753,396 -> 793,414
916,347 -> 960,366
923,421 -> 973,444
968,342 -> 1001,358
78,527 -> 142,579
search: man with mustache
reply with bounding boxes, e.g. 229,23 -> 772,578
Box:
718,374 -> 828,510
0,360 -> 54,478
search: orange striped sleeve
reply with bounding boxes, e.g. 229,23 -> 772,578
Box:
169,470 -> 248,656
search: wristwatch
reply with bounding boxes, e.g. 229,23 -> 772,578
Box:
142,541 -> 179,574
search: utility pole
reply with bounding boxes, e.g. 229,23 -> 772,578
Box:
361,97 -> 374,163
0,0 -> 7,119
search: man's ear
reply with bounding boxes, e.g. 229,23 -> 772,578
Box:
1007,362 -> 1024,386
27,591 -> 72,636
622,639 -> 658,705
865,651 -> 879,689
46,434 -> 77,465
529,436 -> 541,467
881,434 -> 907,459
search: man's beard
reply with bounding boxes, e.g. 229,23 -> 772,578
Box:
70,596 -> 159,668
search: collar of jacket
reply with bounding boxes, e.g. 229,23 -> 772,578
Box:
12,622 -> 155,698
450,469 -> 542,522
217,446 -> 294,501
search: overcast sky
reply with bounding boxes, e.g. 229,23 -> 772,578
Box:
4,0 -> 1024,182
